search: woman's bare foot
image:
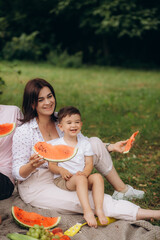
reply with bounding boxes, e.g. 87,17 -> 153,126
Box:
96,209 -> 108,225
84,211 -> 97,228
153,211 -> 160,220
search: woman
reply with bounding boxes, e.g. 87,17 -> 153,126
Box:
12,78 -> 160,221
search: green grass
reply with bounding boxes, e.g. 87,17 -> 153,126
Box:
0,61 -> 160,225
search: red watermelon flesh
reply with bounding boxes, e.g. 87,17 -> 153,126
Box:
12,206 -> 61,229
33,142 -> 78,162
0,122 -> 16,138
123,131 -> 139,154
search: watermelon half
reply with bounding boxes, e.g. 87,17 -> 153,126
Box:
123,131 -> 139,154
33,142 -> 78,162
12,206 -> 61,229
0,122 -> 16,138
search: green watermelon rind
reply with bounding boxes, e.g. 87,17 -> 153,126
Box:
33,143 -> 78,162
0,122 -> 16,138
11,206 -> 61,229
123,150 -> 129,154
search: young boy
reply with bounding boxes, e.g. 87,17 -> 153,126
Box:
48,106 -> 108,228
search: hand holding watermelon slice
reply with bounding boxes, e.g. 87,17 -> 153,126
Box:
123,131 -> 139,154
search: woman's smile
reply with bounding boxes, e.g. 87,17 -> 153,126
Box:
43,104 -> 53,110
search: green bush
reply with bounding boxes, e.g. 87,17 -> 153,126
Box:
2,32 -> 42,60
0,76 -> 5,95
47,49 -> 83,68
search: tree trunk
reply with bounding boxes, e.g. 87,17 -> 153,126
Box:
102,36 -> 109,57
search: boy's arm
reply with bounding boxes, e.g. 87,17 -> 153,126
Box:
77,156 -> 93,177
48,162 -> 59,174
48,162 -> 73,180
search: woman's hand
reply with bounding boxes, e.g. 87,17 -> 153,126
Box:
19,154 -> 46,178
29,153 -> 46,168
107,140 -> 128,153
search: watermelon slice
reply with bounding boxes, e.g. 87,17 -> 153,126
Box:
0,122 -> 16,138
123,131 -> 139,154
12,206 -> 61,229
33,142 -> 78,162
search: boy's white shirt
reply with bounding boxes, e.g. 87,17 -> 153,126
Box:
48,136 -> 94,179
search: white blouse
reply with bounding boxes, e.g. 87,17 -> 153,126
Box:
12,117 -> 87,181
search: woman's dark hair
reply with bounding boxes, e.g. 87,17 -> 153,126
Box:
58,106 -> 81,123
21,78 -> 57,123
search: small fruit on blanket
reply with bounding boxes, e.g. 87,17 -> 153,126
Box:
0,122 -> 16,138
52,228 -> 63,234
25,225 -> 71,240
27,224 -> 54,239
12,206 -> 61,229
33,142 -> 78,162
59,236 -> 71,240
54,232 -> 63,237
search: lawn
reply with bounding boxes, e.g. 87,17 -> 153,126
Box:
0,61 -> 160,225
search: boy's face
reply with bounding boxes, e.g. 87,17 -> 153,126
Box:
58,114 -> 82,137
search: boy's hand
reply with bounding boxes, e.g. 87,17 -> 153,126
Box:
60,168 -> 73,180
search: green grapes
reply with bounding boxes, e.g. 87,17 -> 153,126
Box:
26,224 -> 53,240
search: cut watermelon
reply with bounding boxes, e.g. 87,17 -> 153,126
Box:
33,142 -> 78,162
123,131 -> 139,154
0,122 -> 16,138
12,206 -> 61,229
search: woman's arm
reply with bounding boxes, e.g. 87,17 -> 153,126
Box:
105,140 -> 128,153
12,123 -> 46,180
78,131 -> 128,154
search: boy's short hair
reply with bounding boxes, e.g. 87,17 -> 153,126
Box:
58,106 -> 81,123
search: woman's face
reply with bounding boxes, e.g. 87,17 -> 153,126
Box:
36,86 -> 56,117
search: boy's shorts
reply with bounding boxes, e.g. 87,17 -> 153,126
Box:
53,176 -> 69,191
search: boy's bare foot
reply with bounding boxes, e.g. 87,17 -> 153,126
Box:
96,209 -> 108,225
84,211 -> 97,228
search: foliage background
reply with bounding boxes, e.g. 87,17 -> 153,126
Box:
0,0 -> 160,67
